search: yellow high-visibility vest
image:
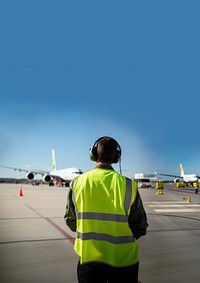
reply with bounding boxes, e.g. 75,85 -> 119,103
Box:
71,168 -> 139,267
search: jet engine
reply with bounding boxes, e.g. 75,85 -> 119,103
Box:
42,174 -> 52,183
174,178 -> 181,183
26,172 -> 35,181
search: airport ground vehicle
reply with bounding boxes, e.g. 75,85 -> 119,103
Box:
176,181 -> 187,188
141,183 -> 152,188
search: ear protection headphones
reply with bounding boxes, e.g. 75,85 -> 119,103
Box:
89,136 -> 122,163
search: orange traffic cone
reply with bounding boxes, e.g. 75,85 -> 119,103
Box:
19,187 -> 23,197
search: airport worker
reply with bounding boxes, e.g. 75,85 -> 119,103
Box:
156,180 -> 164,195
64,136 -> 148,283
194,183 -> 199,194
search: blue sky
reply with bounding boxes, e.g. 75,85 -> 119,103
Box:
0,1 -> 200,179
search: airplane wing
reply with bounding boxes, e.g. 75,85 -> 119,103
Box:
0,164 -> 82,186
155,172 -> 182,179
0,165 -> 52,183
1,150 -> 82,186
0,165 -> 48,175
0,165 -> 66,185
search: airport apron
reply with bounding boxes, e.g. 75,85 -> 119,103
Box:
71,168 -> 139,267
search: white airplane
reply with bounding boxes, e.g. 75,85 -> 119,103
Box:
156,163 -> 200,184
0,149 -> 83,186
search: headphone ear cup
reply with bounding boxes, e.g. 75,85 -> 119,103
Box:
112,149 -> 121,163
89,146 -> 98,161
89,137 -> 104,162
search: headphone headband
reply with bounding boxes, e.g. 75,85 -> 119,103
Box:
89,136 -> 121,163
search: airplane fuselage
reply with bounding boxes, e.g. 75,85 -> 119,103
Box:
182,174 -> 198,183
50,167 -> 83,183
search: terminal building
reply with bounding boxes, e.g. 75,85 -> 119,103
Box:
134,173 -> 159,188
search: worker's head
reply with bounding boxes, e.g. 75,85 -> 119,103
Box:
89,136 -> 121,164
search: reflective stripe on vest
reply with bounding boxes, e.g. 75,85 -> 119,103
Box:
124,178 -> 132,214
77,212 -> 128,222
77,231 -> 134,244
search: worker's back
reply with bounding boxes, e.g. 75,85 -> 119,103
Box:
72,167 -> 140,267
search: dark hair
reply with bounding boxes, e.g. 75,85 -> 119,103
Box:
97,137 -> 118,163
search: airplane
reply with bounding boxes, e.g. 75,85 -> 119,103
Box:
0,149 -> 83,186
155,163 -> 200,185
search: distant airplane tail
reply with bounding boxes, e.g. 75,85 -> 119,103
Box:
52,149 -> 56,171
180,163 -> 184,176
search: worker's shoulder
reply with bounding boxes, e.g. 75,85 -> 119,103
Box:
74,168 -> 95,180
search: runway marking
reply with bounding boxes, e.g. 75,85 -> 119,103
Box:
147,204 -> 200,207
45,218 -> 75,245
145,202 -> 200,213
146,201 -> 196,204
154,208 -> 200,213
25,203 -> 75,245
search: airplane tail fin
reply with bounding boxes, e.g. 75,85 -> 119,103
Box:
52,149 -> 56,171
180,163 -> 184,176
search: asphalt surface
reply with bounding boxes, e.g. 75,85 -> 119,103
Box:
0,183 -> 199,283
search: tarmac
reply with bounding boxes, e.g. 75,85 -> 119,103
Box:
0,183 -> 200,283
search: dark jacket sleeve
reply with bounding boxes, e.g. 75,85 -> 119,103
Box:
64,187 -> 77,232
128,190 -> 148,239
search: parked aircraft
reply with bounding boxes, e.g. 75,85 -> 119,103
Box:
156,163 -> 200,185
0,149 -> 83,186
